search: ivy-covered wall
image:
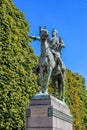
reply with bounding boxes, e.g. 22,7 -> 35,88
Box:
0,0 -> 87,130
0,0 -> 39,129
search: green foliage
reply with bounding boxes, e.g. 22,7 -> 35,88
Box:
0,0 -> 39,129
0,0 -> 87,130
65,69 -> 87,130
83,89 -> 87,129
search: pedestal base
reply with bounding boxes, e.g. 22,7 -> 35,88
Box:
26,94 -> 73,130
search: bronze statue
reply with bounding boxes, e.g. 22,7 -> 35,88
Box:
30,27 -> 66,101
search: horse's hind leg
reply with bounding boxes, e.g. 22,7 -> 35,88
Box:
62,80 -> 64,102
62,71 -> 66,102
61,74 -> 64,102
58,79 -> 61,98
52,77 -> 56,97
58,73 -> 64,101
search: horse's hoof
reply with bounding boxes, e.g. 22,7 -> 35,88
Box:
39,91 -> 42,94
44,91 -> 48,94
62,99 -> 65,103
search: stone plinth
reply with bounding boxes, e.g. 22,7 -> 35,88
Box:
25,94 -> 73,130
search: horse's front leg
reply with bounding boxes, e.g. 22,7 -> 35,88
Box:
45,66 -> 52,94
40,67 -> 44,93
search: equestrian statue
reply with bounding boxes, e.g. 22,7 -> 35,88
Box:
29,27 -> 66,101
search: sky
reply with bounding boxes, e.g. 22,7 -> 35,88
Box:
13,0 -> 87,87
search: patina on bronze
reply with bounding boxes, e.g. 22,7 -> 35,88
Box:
30,27 -> 66,101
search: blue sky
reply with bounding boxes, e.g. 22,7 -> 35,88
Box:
13,0 -> 87,87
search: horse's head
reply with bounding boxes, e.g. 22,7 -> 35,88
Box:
40,27 -> 49,42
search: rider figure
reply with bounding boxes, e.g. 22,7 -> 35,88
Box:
49,29 -> 66,72
29,27 -> 66,72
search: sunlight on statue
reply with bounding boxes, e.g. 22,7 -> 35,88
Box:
29,26 -> 66,101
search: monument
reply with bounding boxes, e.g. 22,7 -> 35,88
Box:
25,27 -> 73,130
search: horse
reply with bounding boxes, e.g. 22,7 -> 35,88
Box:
39,27 -> 65,101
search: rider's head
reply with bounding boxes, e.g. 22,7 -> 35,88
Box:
52,29 -> 58,37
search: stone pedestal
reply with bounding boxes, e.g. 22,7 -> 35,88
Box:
25,94 -> 73,130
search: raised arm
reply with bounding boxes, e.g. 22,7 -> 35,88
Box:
29,36 -> 40,41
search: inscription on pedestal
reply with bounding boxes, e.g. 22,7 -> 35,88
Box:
31,107 -> 47,117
